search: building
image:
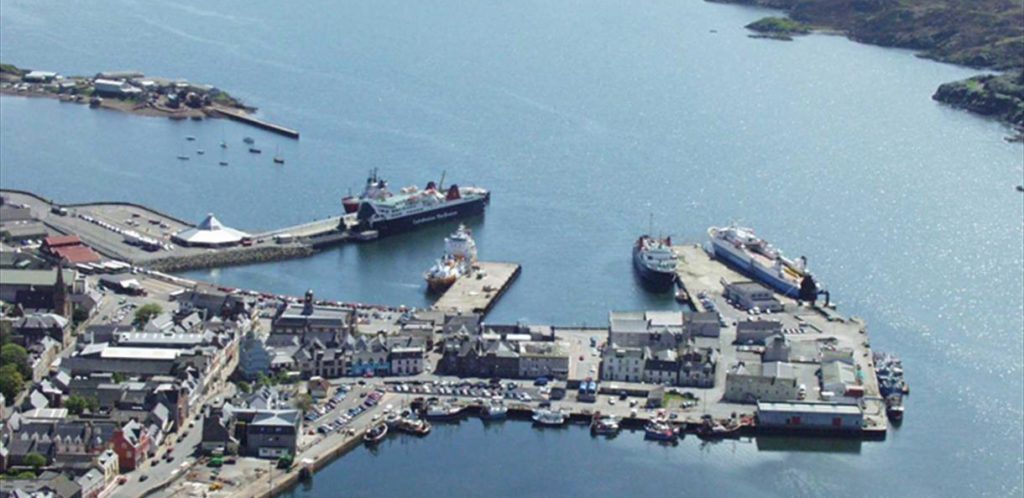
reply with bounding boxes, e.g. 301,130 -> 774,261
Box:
762,334 -> 791,362
724,361 -> 800,403
0,471 -> 81,498
238,332 -> 272,380
0,268 -> 76,308
735,320 -> 783,345
517,341 -> 570,380
12,313 -> 71,349
1,221 -> 49,243
41,236 -> 101,265
608,311 -> 682,349
683,311 -> 721,338
232,408 -> 299,458
601,346 -> 645,383
271,290 -> 352,345
307,377 -> 331,399
725,281 -> 783,312
349,335 -> 390,377
23,71 -> 60,82
756,401 -> 863,432
821,360 -> 861,398
63,344 -> 183,377
643,349 -> 679,385
440,336 -> 519,378
110,420 -> 151,471
92,78 -> 141,97
389,347 -> 425,376
171,213 -> 248,248
677,345 -> 717,388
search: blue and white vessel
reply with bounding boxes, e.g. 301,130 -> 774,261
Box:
707,224 -> 820,298
352,174 -> 489,237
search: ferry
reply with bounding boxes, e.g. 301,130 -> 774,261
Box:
363,422 -> 388,445
343,169 -> 388,214
633,235 -> 678,291
481,397 -> 508,421
590,413 -> 620,436
643,421 -> 677,442
424,224 -> 477,292
350,172 -> 489,237
707,224 -> 821,299
532,408 -> 567,427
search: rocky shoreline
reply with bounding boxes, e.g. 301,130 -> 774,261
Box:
143,245 -> 316,273
717,0 -> 1024,136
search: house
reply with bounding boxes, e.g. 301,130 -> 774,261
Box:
96,449 -> 119,487
230,408 -> 299,459
601,346 -> 645,383
0,471 -> 82,498
725,281 -> 783,312
294,339 -> 346,379
441,313 -> 481,337
643,349 -> 679,386
12,313 -> 70,349
200,406 -> 238,456
389,347 -> 424,376
683,311 -> 721,338
440,336 -> 518,378
678,344 -> 717,388
307,377 -> 331,399
735,320 -> 784,345
349,335 -> 389,377
608,311 -> 684,349
77,468 -> 105,498
110,420 -> 151,471
516,341 -> 569,380
724,361 -> 800,403
238,331 -> 272,380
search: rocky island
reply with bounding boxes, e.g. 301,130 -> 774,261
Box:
0,62 -> 253,119
744,16 -> 811,41
717,0 -> 1024,135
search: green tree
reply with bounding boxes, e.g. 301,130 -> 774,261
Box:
294,393 -> 313,413
0,365 -> 25,401
86,396 -> 99,412
0,344 -> 30,378
65,395 -> 88,415
133,303 -> 163,325
23,453 -> 46,470
112,372 -> 126,383
72,307 -> 89,325
236,381 -> 252,394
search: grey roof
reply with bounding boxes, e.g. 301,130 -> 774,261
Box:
251,409 -> 299,427
14,313 -> 69,330
0,268 -> 75,287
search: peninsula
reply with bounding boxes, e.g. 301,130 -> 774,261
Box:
0,62 -> 253,120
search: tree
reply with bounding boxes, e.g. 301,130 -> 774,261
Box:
65,395 -> 88,415
112,372 -> 126,383
23,453 -> 46,470
86,396 -> 99,412
0,344 -> 30,378
0,365 -> 25,401
294,393 -> 313,413
133,303 -> 163,325
72,307 -> 89,325
236,381 -> 252,394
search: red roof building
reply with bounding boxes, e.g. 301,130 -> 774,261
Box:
42,235 -> 102,264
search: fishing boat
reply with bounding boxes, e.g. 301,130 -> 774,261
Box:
633,234 -> 678,291
196,149 -> 205,155
424,224 -> 477,292
395,418 -> 432,436
531,408 -> 567,427
480,397 -> 508,421
708,224 -> 823,299
176,155 -> 190,161
885,394 -> 905,422
644,421 -> 677,442
590,413 -> 620,436
696,418 -> 742,439
186,136 -> 196,141
423,402 -> 462,420
219,161 -> 229,166
220,140 -> 228,149
273,146 -> 284,164
363,423 -> 388,445
243,137 -> 255,144
249,147 -> 262,154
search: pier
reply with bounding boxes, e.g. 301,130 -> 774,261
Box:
432,262 -> 521,315
210,106 -> 300,139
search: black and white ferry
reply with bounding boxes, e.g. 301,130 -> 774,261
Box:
351,173 -> 489,237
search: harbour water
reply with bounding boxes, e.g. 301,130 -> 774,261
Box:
1,0 -> 1022,495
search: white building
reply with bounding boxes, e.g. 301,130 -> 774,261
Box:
601,346 -> 645,383
93,78 -> 142,97
756,401 -> 863,432
724,361 -> 800,403
172,213 -> 248,248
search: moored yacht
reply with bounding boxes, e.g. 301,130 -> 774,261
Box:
532,408 -> 567,426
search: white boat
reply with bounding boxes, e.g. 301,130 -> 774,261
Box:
707,224 -> 822,299
590,414 -> 619,435
424,224 -> 477,292
423,402 -> 462,420
481,397 -> 507,420
532,408 -> 567,426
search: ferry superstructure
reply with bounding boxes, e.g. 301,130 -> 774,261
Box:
352,174 -> 489,237
707,224 -> 820,298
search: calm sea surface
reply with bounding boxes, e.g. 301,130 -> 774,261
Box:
2,0 -> 1022,496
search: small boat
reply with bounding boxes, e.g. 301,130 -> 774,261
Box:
644,421 -> 677,442
696,417 -> 744,439
385,411 -> 402,428
1017,185 -> 1024,193
363,423 -> 388,445
481,398 -> 508,421
249,147 -> 262,154
423,402 -> 462,420
196,149 -> 205,155
243,137 -> 255,144
273,156 -> 285,164
674,288 -> 689,304
220,140 -> 228,149
590,413 -> 619,436
186,136 -> 196,141
885,394 -> 905,422
395,418 -> 432,436
219,161 -> 229,166
176,155 -> 190,161
532,408 -> 567,427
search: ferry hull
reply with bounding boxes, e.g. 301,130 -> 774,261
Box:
633,247 -> 676,291
358,195 -> 488,237
709,241 -> 799,297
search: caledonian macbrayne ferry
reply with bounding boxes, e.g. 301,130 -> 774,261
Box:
348,171 -> 489,237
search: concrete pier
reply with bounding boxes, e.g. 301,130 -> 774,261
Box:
432,262 -> 521,315
210,106 -> 300,139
